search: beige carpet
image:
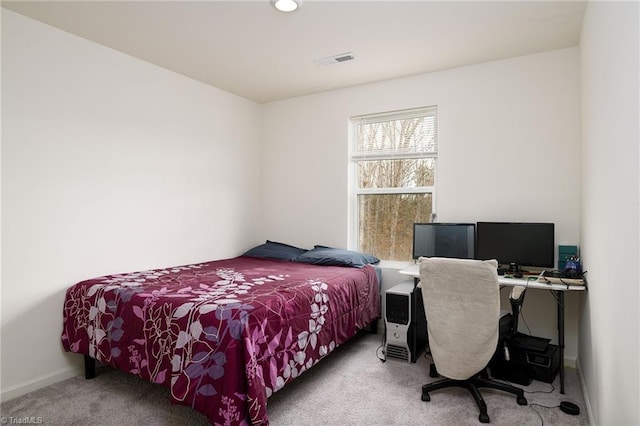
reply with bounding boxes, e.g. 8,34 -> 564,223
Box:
1,332 -> 589,425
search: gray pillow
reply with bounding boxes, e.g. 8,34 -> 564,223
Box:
242,240 -> 307,261
295,245 -> 380,268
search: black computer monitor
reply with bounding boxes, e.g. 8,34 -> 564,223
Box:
412,223 -> 476,260
475,222 -> 555,270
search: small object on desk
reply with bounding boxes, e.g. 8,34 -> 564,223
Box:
543,270 -> 565,278
558,245 -> 579,271
538,271 -> 585,286
563,256 -> 583,278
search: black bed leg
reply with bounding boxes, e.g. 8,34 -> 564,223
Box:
84,355 -> 96,379
368,319 -> 379,334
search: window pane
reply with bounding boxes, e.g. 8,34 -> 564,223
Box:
358,193 -> 433,261
355,115 -> 436,155
357,158 -> 435,189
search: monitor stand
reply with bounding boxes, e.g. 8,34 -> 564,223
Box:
509,263 -> 523,278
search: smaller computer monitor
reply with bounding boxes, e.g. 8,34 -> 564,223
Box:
412,223 -> 476,260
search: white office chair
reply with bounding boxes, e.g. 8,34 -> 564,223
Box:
418,257 -> 527,423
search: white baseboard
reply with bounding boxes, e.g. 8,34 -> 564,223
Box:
0,366 -> 82,402
576,357 -> 595,426
564,355 -> 577,368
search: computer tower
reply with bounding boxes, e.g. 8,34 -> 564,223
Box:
384,281 -> 426,363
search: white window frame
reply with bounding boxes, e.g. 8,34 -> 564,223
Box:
348,106 -> 438,259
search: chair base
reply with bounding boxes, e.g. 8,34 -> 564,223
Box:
421,375 -> 528,423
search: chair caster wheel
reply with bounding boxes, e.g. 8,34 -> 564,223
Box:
421,392 -> 431,402
479,413 -> 490,423
517,396 -> 528,406
429,364 -> 438,378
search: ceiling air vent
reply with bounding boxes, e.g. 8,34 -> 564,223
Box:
313,52 -> 356,66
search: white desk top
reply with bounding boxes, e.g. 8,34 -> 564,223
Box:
399,264 -> 586,292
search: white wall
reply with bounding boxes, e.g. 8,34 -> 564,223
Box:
579,2 -> 639,424
1,10 -> 262,399
261,48 -> 582,363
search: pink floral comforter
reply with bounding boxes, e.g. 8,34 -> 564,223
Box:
61,256 -> 380,425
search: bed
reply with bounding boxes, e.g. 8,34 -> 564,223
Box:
61,243 -> 381,425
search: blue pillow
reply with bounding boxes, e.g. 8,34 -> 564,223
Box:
295,245 -> 380,268
242,240 -> 307,261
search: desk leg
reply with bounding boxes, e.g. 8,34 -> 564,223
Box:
556,290 -> 565,394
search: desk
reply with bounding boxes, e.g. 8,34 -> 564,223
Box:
399,265 -> 586,394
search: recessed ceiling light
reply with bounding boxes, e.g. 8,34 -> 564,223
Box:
271,0 -> 302,13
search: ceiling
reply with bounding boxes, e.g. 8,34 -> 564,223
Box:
2,0 -> 587,103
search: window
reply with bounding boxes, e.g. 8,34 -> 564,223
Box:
350,107 -> 437,261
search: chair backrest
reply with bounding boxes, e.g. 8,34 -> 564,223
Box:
417,257 -> 500,380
